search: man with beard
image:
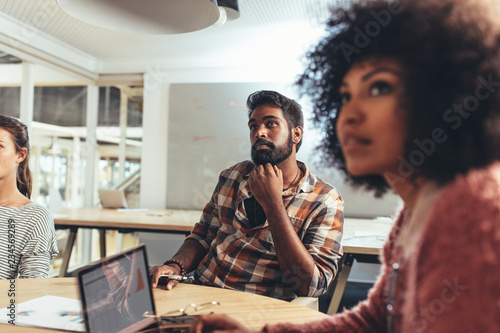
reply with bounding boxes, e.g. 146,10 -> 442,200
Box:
150,90 -> 344,301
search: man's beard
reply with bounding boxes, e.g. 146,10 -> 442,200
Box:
251,134 -> 293,165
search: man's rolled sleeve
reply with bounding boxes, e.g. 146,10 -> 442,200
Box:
185,177 -> 225,250
186,202 -> 221,250
303,195 -> 344,296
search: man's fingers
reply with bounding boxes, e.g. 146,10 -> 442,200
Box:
167,279 -> 179,290
264,163 -> 274,173
150,265 -> 160,288
252,163 -> 278,177
254,164 -> 264,173
273,165 -> 282,178
150,265 -> 181,289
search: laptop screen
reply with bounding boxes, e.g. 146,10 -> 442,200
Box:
98,189 -> 129,209
78,245 -> 157,333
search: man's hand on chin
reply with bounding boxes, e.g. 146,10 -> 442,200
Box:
248,163 -> 283,210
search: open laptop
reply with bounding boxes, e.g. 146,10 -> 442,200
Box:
98,189 -> 128,209
77,244 -> 191,333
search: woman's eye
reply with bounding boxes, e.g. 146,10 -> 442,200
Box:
339,92 -> 350,106
370,82 -> 393,96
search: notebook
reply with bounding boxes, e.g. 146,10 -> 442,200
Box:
98,189 -> 128,209
77,244 -> 192,333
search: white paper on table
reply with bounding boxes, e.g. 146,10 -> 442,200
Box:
0,295 -> 85,332
353,230 -> 389,238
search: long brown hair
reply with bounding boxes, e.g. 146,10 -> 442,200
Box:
0,115 -> 32,198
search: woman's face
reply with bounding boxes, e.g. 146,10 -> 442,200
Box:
337,58 -> 408,178
0,128 -> 25,181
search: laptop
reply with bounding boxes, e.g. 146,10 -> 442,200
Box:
77,244 -> 192,333
98,189 -> 128,209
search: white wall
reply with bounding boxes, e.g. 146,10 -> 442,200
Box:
139,67 -> 400,217
139,66 -> 300,209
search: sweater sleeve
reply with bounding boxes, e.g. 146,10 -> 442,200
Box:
401,175 -> 500,333
263,213 -> 405,333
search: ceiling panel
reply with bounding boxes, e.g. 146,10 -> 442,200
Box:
0,0 -> 344,69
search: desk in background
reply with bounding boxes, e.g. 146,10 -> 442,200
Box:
53,208 -> 394,314
0,278 -> 330,332
53,208 -> 203,277
326,217 -> 394,314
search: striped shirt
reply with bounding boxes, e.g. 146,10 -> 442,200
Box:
0,203 -> 58,279
187,160 -> 344,300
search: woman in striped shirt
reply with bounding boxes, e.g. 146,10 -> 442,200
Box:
0,115 -> 58,279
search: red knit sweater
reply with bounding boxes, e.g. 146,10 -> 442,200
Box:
264,163 -> 500,332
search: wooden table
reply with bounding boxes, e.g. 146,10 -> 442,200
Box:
0,278 -> 330,332
53,208 -> 394,315
326,217 -> 394,314
53,208 -> 203,277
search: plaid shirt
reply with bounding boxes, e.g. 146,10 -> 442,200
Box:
186,160 -> 344,300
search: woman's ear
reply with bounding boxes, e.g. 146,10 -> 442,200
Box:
16,147 -> 27,164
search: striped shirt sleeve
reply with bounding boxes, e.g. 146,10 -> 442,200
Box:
0,203 -> 58,279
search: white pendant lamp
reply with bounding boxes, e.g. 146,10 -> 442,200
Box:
218,0 -> 240,20
57,0 -> 220,35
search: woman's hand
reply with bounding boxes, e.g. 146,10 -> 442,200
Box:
190,314 -> 258,333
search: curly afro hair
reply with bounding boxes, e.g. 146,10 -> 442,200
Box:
297,0 -> 500,196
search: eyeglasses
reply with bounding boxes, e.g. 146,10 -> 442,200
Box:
163,301 -> 221,317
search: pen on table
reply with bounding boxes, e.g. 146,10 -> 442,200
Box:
159,274 -> 190,281
59,310 -> 83,316
147,213 -> 164,217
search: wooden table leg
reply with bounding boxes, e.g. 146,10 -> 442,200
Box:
99,229 -> 106,258
59,227 -> 78,277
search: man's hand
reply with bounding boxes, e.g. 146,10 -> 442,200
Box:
190,314 -> 257,333
150,264 -> 181,289
248,164 -> 283,210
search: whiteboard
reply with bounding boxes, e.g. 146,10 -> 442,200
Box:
166,82 -> 400,218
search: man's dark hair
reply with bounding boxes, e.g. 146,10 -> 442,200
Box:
247,90 -> 304,152
297,0 -> 500,196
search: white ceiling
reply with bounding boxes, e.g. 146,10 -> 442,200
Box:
0,0 -> 343,76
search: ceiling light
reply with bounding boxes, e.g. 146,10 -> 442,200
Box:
213,7 -> 228,27
56,0 -> 220,35
218,0 -> 240,20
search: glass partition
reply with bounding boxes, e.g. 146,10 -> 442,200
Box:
0,51 -> 143,273
96,85 -> 143,208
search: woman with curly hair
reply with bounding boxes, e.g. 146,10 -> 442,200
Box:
0,115 -> 58,279
190,0 -> 500,332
